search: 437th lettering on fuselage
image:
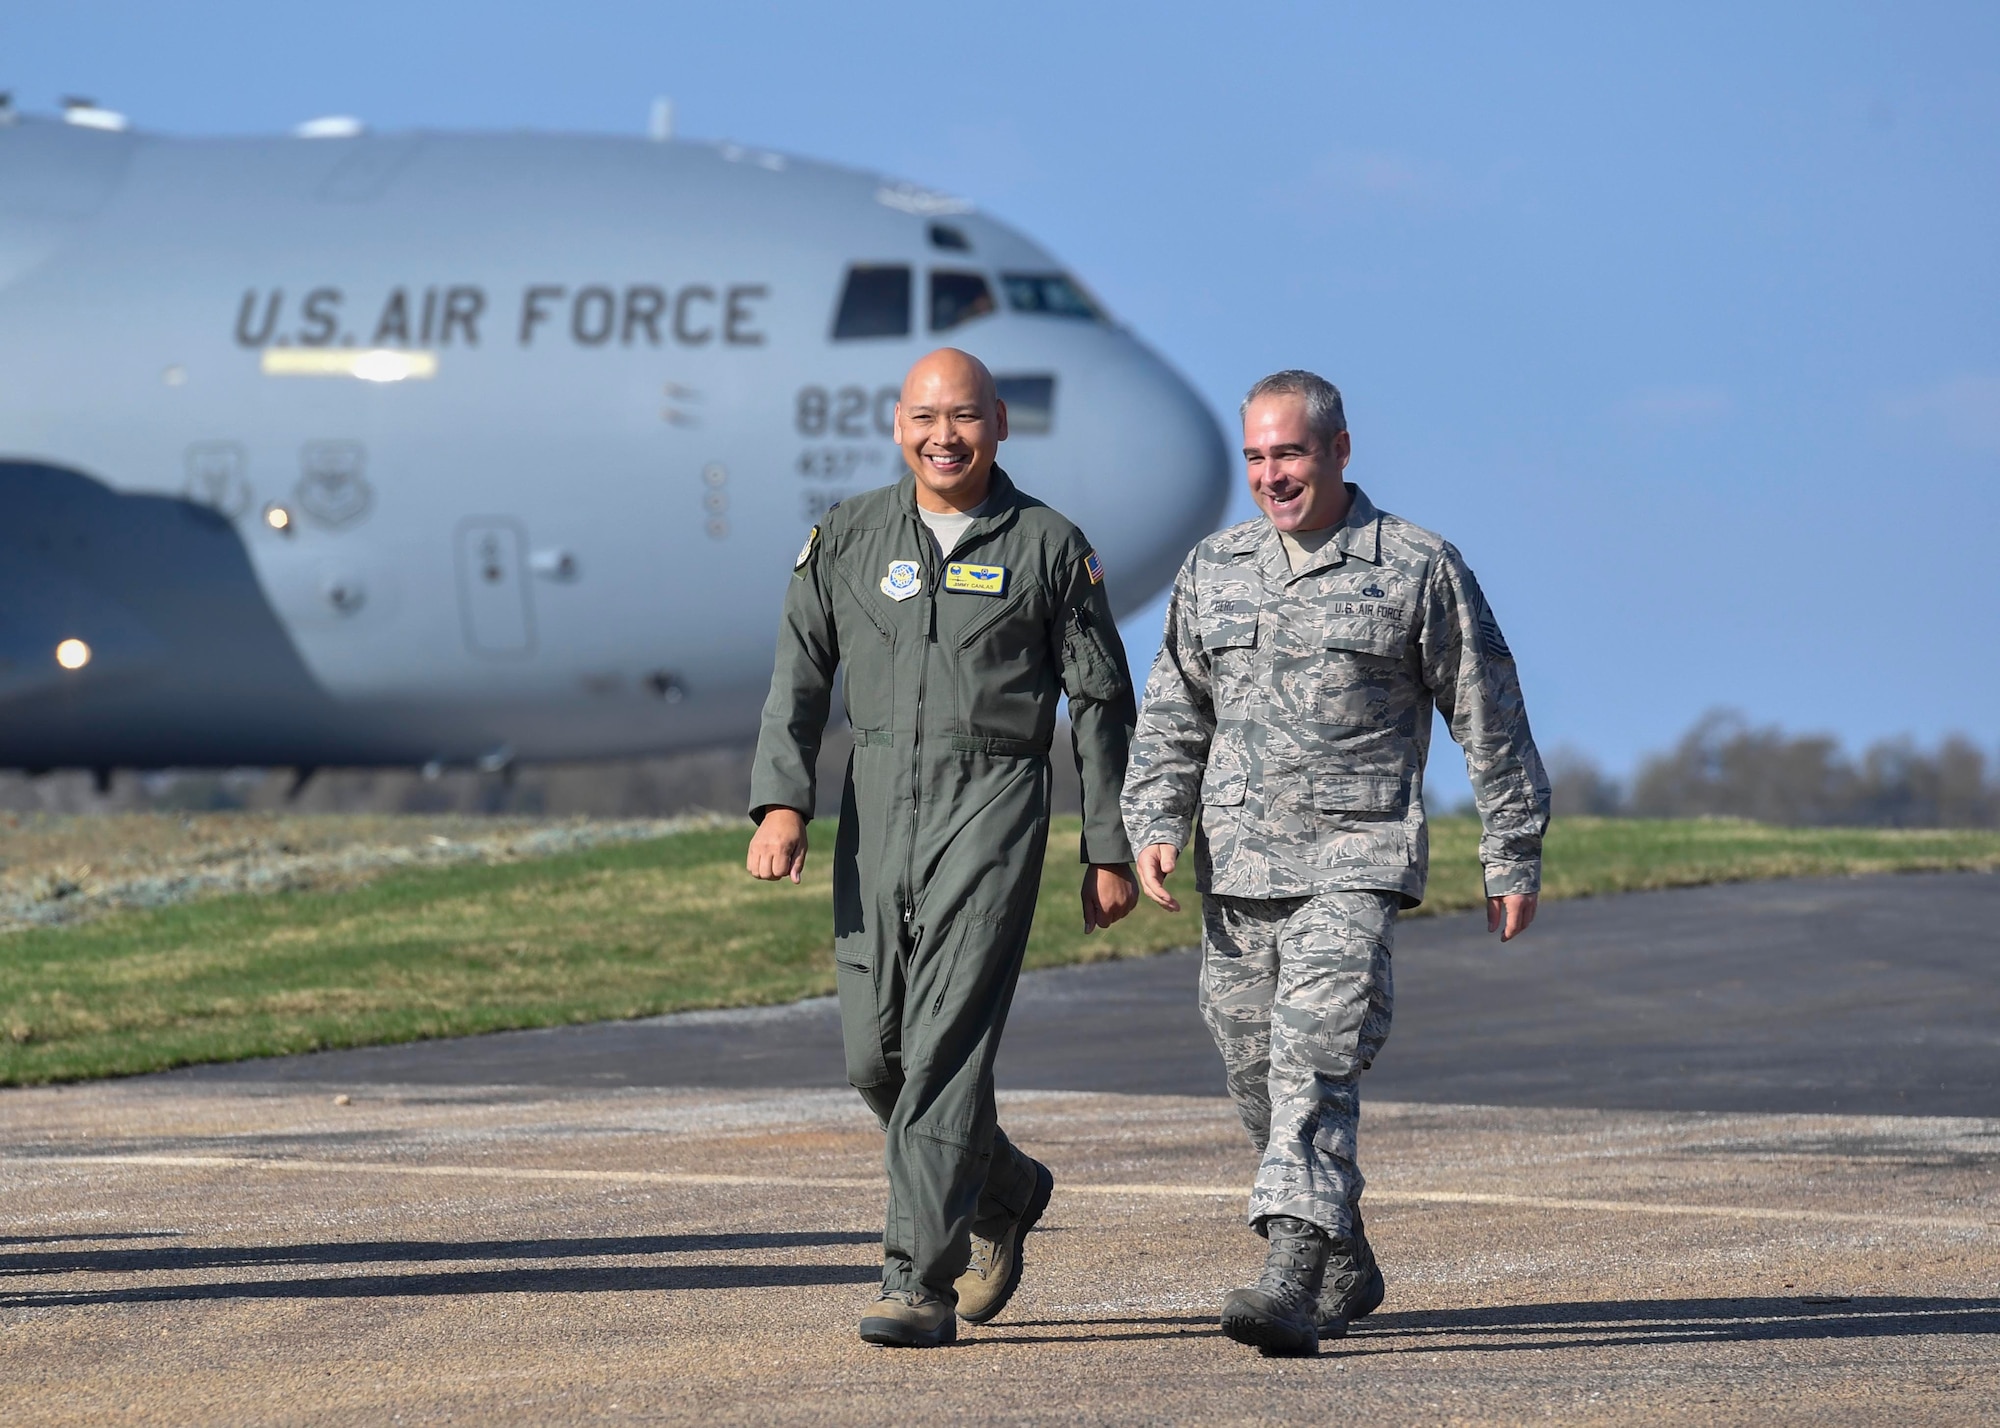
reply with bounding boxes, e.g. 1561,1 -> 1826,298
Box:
232,283 -> 771,349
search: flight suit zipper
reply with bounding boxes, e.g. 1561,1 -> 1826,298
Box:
904,513 -> 939,924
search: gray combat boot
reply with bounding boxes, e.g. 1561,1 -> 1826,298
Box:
1220,1216 -> 1331,1357
1317,1207 -> 1385,1335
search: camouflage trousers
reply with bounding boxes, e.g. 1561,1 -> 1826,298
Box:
1199,889 -> 1398,1240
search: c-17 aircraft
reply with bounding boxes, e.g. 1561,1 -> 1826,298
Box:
0,99 -> 1229,781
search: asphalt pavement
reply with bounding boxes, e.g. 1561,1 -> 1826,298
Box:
177,871 -> 2000,1117
12,872 -> 2000,1424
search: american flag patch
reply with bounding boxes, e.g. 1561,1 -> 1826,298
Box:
1084,549 -> 1105,585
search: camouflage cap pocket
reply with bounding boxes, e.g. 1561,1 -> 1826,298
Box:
1311,773 -> 1405,814
1199,612 -> 1258,652
1322,621 -> 1404,658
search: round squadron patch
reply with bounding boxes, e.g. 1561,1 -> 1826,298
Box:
881,559 -> 922,601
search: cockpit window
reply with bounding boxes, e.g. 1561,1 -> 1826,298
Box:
995,374 -> 1055,435
1000,272 -> 1103,322
832,264 -> 912,339
929,270 -> 996,332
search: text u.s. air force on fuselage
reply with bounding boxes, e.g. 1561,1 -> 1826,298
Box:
233,282 -> 771,350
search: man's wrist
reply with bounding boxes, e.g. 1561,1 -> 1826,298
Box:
1130,826 -> 1188,857
1482,861 -> 1540,898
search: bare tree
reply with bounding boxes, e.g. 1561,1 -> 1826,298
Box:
1629,709 -> 1998,828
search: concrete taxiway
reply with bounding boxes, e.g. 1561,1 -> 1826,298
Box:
4,874 -> 1998,1424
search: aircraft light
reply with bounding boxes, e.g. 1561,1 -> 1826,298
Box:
264,503 -> 294,533
55,639 -> 92,671
296,116 -> 365,139
61,98 -> 129,132
260,349 -> 438,381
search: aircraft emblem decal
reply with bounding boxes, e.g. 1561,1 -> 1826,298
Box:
881,559 -> 922,601
296,441 -> 372,528
944,562 -> 1007,596
184,441 -> 251,519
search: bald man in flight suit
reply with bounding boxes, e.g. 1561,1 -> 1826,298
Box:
747,347 -> 1139,1348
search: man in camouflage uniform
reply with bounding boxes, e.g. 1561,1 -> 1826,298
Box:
749,348 -> 1138,1348
1123,369 -> 1549,1357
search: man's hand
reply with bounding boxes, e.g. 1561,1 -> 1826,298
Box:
1135,843 -> 1182,913
1083,863 -> 1138,933
747,808 -> 809,884
1487,892 -> 1537,942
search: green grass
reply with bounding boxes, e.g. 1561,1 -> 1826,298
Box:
4,816 -> 1997,1085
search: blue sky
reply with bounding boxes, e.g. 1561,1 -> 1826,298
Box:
7,2 -> 1997,791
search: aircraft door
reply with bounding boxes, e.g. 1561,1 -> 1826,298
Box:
454,518 -> 535,657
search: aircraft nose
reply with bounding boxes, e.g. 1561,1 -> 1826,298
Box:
1045,340 -> 1232,617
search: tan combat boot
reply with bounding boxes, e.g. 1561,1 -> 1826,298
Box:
954,1159 -> 1055,1324
858,1290 -> 957,1348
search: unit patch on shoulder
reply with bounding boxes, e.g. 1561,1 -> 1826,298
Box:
881,559 -> 922,601
1084,549 -> 1105,585
794,525 -> 820,571
944,562 -> 1008,596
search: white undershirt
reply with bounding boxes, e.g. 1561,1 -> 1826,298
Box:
918,494 -> 992,558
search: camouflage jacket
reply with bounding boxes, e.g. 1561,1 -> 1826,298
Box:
1121,484 -> 1549,905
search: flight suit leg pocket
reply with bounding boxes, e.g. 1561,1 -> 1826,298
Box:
833,933 -> 894,1103
906,911 -> 1018,1150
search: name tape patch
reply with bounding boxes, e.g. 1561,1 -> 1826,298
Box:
944,562 -> 1008,596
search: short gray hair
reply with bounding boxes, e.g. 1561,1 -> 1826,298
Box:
1240,369 -> 1347,447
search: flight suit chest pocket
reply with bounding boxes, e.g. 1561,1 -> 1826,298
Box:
830,575 -> 896,733
1317,615 -> 1409,729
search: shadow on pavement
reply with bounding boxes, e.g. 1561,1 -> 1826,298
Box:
0,1231 -> 184,1248
970,1314 -> 1224,1346
0,1230 -> 878,1277
2,1261 -> 882,1308
1343,1296 -> 2000,1353
966,1298 -> 2000,1351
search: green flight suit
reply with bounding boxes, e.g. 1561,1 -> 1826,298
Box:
750,465 -> 1135,1303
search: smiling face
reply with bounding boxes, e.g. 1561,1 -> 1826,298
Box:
894,347 -> 1009,513
1242,392 -> 1353,532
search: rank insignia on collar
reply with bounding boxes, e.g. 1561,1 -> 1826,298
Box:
794,526 -> 820,570
944,562 -> 1007,596
881,559 -> 922,601
1084,549 -> 1105,585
